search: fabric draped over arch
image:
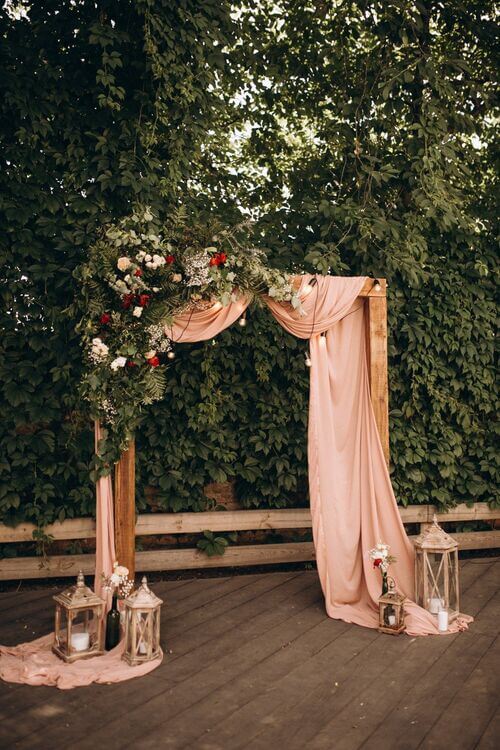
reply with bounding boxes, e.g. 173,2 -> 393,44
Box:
165,274 -> 468,635
1,275 -> 472,690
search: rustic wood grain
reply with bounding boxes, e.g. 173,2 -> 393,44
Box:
113,439 -> 136,578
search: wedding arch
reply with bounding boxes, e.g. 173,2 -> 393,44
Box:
77,208 -> 453,637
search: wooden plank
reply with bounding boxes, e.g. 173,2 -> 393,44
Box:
1,503 -> 498,543
0,517 -> 96,543
365,294 -> 390,465
1,529 -> 499,581
135,543 -> 316,572
135,508 -> 313,535
114,439 -> 136,578
0,553 -> 95,580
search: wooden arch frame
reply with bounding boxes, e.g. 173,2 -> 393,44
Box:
114,279 -> 389,578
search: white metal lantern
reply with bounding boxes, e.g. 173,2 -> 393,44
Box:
414,515 -> 460,622
52,571 -> 105,662
123,576 -> 163,666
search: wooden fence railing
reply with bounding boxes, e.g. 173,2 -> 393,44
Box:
0,503 -> 498,581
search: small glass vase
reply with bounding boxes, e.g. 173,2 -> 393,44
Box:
381,571 -> 389,596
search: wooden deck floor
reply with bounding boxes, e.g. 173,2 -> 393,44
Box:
0,559 -> 499,750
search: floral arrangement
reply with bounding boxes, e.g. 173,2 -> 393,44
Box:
368,542 -> 397,595
75,206 -> 302,465
102,561 -> 134,599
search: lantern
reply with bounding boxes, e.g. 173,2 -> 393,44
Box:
378,578 -> 406,635
52,571 -> 105,662
123,576 -> 163,666
414,515 -> 459,622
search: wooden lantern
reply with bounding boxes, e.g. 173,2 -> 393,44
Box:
123,576 -> 162,666
378,578 -> 406,635
52,571 -> 105,662
414,515 -> 459,622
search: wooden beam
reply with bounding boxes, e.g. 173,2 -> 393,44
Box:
0,503 -> 498,543
135,508 -> 313,535
114,439 -> 136,579
365,292 -> 390,465
2,527 -> 499,580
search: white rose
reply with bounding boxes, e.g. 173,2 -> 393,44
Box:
144,350 -> 156,360
117,257 -> 131,271
91,338 -> 108,358
110,356 -> 127,371
132,306 -> 143,318
110,573 -> 120,586
136,251 -> 146,261
114,565 -> 129,577
172,273 -> 182,283
144,254 -> 152,262
145,261 -> 155,269
152,254 -> 165,266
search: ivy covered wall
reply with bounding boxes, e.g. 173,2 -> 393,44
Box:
0,1 -> 497,527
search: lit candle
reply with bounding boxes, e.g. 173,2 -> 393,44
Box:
438,609 -> 449,632
388,615 -> 396,626
428,597 -> 444,614
70,632 -> 90,652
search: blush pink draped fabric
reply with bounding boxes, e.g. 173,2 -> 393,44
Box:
266,275 -> 471,635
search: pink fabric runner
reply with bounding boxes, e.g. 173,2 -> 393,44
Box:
1,275 -> 470,689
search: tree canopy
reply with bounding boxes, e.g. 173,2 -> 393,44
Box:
0,0 -> 497,529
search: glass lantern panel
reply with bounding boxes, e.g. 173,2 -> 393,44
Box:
425,552 -> 446,610
448,551 -> 459,612
415,551 -> 424,606
136,611 -> 151,655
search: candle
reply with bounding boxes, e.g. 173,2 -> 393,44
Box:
138,641 -> 147,654
438,609 -> 449,632
70,632 -> 90,652
428,597 -> 444,614
388,615 -> 396,626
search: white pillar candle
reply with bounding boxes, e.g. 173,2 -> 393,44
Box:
388,615 -> 396,626
428,597 -> 444,614
70,632 -> 90,652
438,609 -> 449,632
138,641 -> 147,654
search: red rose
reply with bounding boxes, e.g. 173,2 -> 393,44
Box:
138,294 -> 151,307
134,269 -> 143,277
373,558 -> 382,568
127,361 -> 137,368
218,252 -> 227,264
165,254 -> 175,264
122,293 -> 135,309
147,356 -> 160,367
100,313 -> 111,325
209,256 -> 219,267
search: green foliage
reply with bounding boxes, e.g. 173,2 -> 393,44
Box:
0,1 -> 497,526
196,530 -> 237,557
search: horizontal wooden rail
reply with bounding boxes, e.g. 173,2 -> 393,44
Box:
1,530 -> 499,581
1,503 -> 498,543
0,503 -> 498,580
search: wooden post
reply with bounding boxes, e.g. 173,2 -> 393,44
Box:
114,439 -> 136,579
365,280 -> 390,465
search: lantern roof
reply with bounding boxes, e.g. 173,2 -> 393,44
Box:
124,576 -> 163,609
414,515 -> 458,550
53,571 -> 105,609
